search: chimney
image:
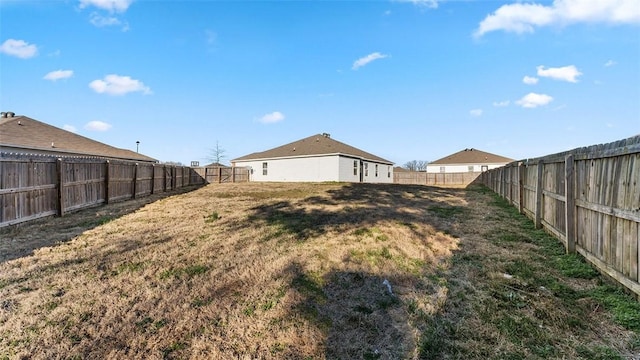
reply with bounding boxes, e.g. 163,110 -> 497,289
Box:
322,132 -> 330,138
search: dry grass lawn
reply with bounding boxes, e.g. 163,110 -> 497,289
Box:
0,182 -> 638,359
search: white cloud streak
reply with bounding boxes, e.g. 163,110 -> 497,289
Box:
537,65 -> 582,82
89,74 -> 151,95
84,120 -> 112,131
0,39 -> 38,59
395,0 -> 438,9
63,125 -> 78,133
352,52 -> 389,70
516,93 -> 554,108
604,60 -> 617,67
470,109 -> 483,117
79,0 -> 132,13
474,0 -> 640,37
259,111 -> 285,124
493,100 -> 510,107
523,76 -> 539,85
44,70 -> 74,81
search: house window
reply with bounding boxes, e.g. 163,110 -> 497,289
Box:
439,166 -> 445,173
387,166 -> 391,178
375,164 -> 378,177
353,160 -> 358,175
468,165 -> 474,172
481,165 -> 488,172
262,162 -> 268,176
364,163 -> 369,176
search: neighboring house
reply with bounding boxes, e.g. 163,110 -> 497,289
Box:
231,133 -> 394,183
0,113 -> 157,163
426,148 -> 512,173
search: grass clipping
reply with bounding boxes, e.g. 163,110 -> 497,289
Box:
1,182 -> 638,359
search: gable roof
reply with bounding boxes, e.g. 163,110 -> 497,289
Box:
430,148 -> 513,165
0,115 -> 157,162
232,133 -> 393,165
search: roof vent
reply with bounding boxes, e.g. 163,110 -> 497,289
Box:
2,111 -> 16,118
322,132 -> 330,138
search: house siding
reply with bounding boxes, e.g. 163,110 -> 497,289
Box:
233,155 -> 394,183
234,156 -> 341,182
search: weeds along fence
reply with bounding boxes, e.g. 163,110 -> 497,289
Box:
192,166 -> 249,184
480,135 -> 640,297
394,171 -> 481,187
0,156 -> 205,228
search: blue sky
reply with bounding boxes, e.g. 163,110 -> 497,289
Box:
1,0 -> 639,166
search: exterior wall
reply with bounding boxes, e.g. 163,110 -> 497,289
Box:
234,156 -> 341,182
361,161 -> 393,183
233,155 -> 394,183
426,163 -> 505,173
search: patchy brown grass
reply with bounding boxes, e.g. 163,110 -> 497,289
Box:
0,182 -> 637,359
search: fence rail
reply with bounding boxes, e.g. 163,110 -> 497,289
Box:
480,135 -> 640,297
1,156 -> 205,227
192,166 -> 250,184
394,171 -> 481,187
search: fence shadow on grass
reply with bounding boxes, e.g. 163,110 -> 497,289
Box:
0,185 -> 202,264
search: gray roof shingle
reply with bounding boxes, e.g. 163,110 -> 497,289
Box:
0,115 -> 157,162
232,133 -> 393,164
430,148 -> 513,165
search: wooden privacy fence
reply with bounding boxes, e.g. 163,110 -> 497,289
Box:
192,166 -> 249,184
0,156 -> 205,227
480,135 -> 640,297
394,171 -> 481,187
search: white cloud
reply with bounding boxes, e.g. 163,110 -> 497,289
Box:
470,109 -> 483,117
395,0 -> 439,8
44,70 -> 74,81
493,100 -> 510,107
84,120 -> 112,131
259,111 -> 285,124
537,65 -> 582,82
79,0 -> 132,12
90,12 -> 119,26
604,59 -> 617,67
0,39 -> 38,59
474,0 -> 640,37
89,74 -> 151,95
516,92 -> 554,108
523,76 -> 539,85
63,125 -> 78,133
352,52 -> 389,70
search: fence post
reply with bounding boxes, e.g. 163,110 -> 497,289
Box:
508,165 -> 514,205
518,162 -> 525,214
105,160 -> 110,204
151,164 -> 155,195
163,165 -> 167,192
133,163 -> 138,199
232,166 -> 236,183
565,154 -> 576,254
535,159 -> 544,229
56,158 -> 65,217
218,166 -> 222,184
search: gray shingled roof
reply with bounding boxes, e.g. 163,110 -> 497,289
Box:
232,134 -> 393,165
430,148 -> 513,165
0,115 -> 157,162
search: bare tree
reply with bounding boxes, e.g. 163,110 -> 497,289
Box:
207,141 -> 227,165
403,160 -> 429,171
404,160 -> 418,171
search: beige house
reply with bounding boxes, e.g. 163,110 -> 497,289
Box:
0,113 -> 156,163
426,148 -> 512,173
